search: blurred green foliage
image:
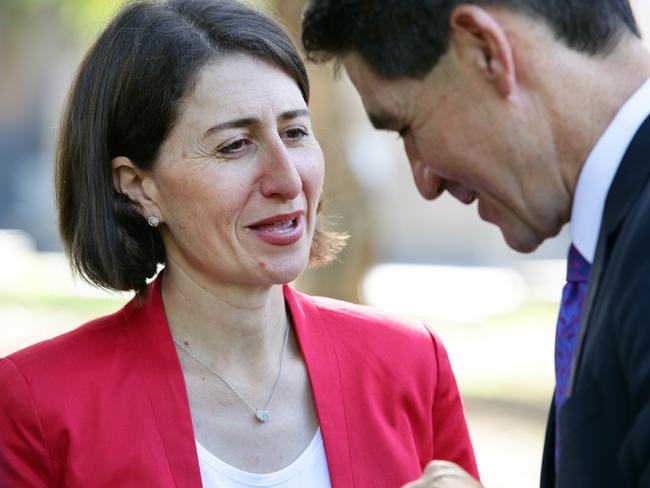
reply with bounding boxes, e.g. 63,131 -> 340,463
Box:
0,0 -> 274,43
0,0 -> 128,41
59,0 -> 129,39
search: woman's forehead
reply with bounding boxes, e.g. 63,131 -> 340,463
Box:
186,55 -> 305,111
166,56 -> 309,143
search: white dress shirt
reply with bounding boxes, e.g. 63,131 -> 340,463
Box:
195,428 -> 332,488
571,77 -> 650,263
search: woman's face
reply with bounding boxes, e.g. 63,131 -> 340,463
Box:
149,54 -> 324,288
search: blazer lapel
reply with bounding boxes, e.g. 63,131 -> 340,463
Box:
123,276 -> 202,488
569,115 -> 650,394
283,285 -> 354,488
120,278 -> 352,487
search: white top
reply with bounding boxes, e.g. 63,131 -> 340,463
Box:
195,428 -> 332,488
571,77 -> 650,263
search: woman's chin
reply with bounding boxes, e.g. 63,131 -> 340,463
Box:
255,255 -> 310,286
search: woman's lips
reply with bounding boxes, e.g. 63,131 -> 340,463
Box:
248,213 -> 305,245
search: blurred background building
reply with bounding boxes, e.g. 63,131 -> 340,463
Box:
1,1 -> 648,487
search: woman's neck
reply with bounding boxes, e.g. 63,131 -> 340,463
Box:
160,262 -> 290,380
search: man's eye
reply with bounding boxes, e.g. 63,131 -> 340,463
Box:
284,127 -> 308,141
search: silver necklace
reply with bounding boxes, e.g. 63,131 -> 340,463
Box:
173,323 -> 290,424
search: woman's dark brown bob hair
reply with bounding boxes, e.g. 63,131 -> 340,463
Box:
56,0 -> 345,296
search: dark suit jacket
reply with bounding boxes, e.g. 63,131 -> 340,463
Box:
0,277 -> 478,487
541,115 -> 650,487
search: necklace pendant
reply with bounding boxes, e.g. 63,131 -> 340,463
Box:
255,409 -> 271,423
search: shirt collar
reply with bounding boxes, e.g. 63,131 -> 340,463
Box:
571,77 -> 650,263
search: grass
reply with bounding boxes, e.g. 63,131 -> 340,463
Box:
0,290 -> 129,317
420,301 -> 559,405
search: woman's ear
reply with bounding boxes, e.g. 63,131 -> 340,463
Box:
111,156 -> 162,221
448,5 -> 516,97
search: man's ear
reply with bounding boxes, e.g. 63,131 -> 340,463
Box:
448,5 -> 516,97
111,156 -> 162,220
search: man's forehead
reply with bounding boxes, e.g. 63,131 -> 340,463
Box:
342,53 -> 416,130
342,52 -> 406,126
342,52 -> 384,96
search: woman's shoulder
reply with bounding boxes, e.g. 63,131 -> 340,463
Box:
287,286 -> 442,350
0,299 -> 141,435
286,288 -> 459,410
2,302 -> 130,382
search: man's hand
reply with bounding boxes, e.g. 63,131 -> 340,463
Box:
402,460 -> 484,488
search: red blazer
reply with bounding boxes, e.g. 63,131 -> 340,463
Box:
0,277 -> 478,487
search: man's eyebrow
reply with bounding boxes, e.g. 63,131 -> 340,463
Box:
280,109 -> 310,121
367,111 -> 401,131
202,109 -> 311,139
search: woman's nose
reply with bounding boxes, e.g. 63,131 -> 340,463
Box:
259,141 -> 302,200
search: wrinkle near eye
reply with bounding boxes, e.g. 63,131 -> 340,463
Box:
185,140 -> 225,166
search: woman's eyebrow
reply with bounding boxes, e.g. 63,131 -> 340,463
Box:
201,109 -> 310,140
202,117 -> 257,139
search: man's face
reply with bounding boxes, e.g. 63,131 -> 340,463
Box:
343,51 -> 571,253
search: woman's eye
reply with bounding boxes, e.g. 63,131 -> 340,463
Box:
284,127 -> 308,142
218,139 -> 250,156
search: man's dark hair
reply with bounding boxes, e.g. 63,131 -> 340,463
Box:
56,0 -> 320,296
302,0 -> 641,79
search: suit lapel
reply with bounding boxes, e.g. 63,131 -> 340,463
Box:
283,285 -> 354,488
568,115 -> 650,394
567,234 -> 607,394
123,276 -> 202,488
540,397 -> 556,488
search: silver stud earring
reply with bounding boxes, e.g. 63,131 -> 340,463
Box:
147,216 -> 160,228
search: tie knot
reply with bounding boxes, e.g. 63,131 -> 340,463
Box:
567,244 -> 590,283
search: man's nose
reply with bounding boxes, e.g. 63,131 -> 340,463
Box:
403,138 -> 445,200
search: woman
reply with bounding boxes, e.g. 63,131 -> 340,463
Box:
0,1 -> 478,486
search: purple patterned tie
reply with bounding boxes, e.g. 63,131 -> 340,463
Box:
554,244 -> 591,467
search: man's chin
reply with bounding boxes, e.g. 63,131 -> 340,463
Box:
501,229 -> 544,254
479,200 -> 565,253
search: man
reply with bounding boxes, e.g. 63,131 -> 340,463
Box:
302,1 -> 650,487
